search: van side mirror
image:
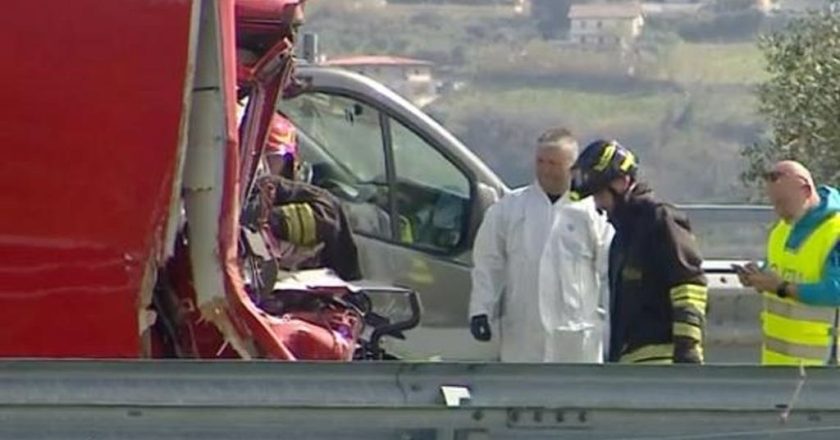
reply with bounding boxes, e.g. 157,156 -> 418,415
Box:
467,182 -> 500,245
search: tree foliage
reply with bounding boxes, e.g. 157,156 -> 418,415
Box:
742,12 -> 840,189
530,0 -> 572,39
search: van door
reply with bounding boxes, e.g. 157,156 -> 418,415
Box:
280,71 -> 503,359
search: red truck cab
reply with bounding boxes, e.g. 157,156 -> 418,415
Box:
0,0 -> 307,358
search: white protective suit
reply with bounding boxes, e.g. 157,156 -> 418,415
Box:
468,184 -> 614,363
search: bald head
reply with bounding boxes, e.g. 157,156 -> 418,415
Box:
765,160 -> 819,222
772,160 -> 815,188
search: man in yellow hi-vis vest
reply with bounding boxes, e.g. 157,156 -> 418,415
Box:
738,161 -> 840,365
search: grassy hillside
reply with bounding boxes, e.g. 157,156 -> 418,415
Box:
304,2 -> 770,202
431,86 -> 759,202
655,43 -> 767,84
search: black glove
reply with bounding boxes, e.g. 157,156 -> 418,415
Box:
470,315 -> 492,342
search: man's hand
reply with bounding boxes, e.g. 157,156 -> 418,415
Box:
470,315 -> 492,341
733,263 -> 752,287
742,263 -> 784,294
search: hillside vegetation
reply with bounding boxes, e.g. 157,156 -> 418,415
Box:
304,1 -> 779,202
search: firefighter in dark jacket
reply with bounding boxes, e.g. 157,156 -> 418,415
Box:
242,113 -> 362,281
570,140 -> 708,364
254,174 -> 362,281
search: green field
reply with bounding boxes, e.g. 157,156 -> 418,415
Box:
442,87 -> 679,132
432,84 -> 759,202
657,43 -> 768,85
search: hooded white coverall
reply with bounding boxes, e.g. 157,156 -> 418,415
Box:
468,185 -> 614,363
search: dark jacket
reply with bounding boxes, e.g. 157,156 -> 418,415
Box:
247,175 -> 362,281
607,183 -> 708,363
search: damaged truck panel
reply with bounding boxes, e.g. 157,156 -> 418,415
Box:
0,0 -> 198,357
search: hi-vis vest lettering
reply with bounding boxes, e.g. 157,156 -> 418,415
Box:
762,214 -> 840,365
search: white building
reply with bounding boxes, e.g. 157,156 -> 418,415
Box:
568,2 -> 645,48
642,2 -> 704,18
323,56 -> 438,107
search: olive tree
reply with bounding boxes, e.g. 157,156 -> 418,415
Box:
742,10 -> 840,189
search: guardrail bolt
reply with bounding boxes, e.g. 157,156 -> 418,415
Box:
472,410 -> 484,421
509,410 -> 520,423
578,411 -> 588,423
555,411 -> 565,423
533,410 -> 543,423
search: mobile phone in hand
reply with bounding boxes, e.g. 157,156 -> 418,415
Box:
731,264 -> 748,275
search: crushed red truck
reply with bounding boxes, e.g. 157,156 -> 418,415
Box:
0,0 -> 420,361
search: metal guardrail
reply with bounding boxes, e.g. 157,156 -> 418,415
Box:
2,360 -> 840,439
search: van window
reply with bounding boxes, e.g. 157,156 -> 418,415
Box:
282,93 -> 394,240
283,91 -> 472,253
389,118 -> 470,252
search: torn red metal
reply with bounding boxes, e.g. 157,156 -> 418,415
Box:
219,0 -> 309,360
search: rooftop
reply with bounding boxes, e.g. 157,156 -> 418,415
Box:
323,55 -> 433,67
568,2 -> 644,19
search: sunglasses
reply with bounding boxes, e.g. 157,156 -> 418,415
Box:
762,170 -> 810,188
762,170 -> 786,182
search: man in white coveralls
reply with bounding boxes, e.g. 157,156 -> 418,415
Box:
468,128 -> 614,362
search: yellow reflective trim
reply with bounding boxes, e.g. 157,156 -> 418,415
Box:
762,347 -> 828,366
593,143 -> 617,172
671,285 -> 707,311
674,322 -> 703,341
399,216 -> 414,243
619,151 -> 635,171
764,295 -> 835,323
761,311 -> 834,346
280,205 -> 301,244
670,284 -> 708,297
620,343 -> 674,363
671,292 -> 707,304
671,285 -> 707,312
762,335 -> 830,362
284,217 -> 298,244
671,298 -> 707,310
297,203 -> 317,246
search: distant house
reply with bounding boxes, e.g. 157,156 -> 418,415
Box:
323,56 -> 438,107
642,2 -> 704,18
568,2 -> 645,48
